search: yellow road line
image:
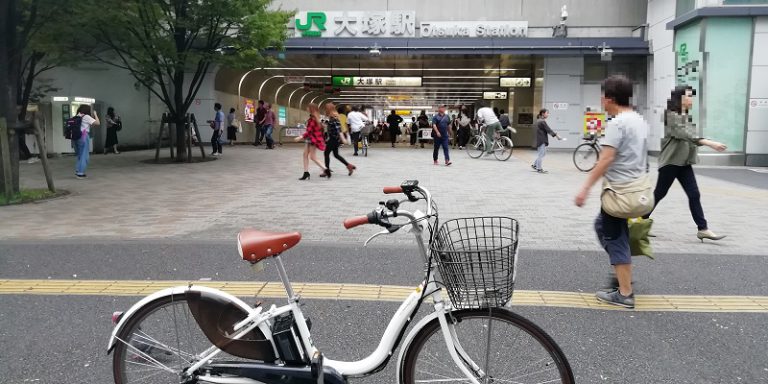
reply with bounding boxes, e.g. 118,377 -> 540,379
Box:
1,279 -> 767,313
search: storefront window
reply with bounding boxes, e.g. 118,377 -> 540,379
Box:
676,0 -> 696,16
703,17 -> 753,152
674,22 -> 703,130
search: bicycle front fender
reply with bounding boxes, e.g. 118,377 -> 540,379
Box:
106,285 -> 255,353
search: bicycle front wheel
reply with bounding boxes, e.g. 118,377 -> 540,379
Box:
466,136 -> 485,158
573,143 -> 599,172
401,308 -> 574,384
493,136 -> 514,161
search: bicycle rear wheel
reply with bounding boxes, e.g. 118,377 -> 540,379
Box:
401,308 -> 573,384
466,136 -> 485,158
493,136 -> 514,161
573,143 -> 599,172
112,294 -> 253,383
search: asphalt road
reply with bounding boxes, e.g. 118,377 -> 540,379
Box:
1,240 -> 767,384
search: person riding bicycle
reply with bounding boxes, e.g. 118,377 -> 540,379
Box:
476,106 -> 501,156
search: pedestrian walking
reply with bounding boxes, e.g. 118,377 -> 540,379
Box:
207,103 -> 224,156
104,107 -> 121,154
226,107 -> 238,146
642,85 -> 728,242
476,105 -> 502,156
499,109 -> 512,140
408,116 -> 418,147
253,100 -> 265,146
417,110 -> 430,148
260,102 -> 276,149
450,114 -> 458,148
295,103 -> 328,180
431,105 -> 452,166
338,104 -> 351,145
532,109 -> 563,173
73,104 -> 100,179
456,108 -> 472,149
347,105 -> 369,156
574,75 -> 650,309
322,103 -> 356,177
387,110 -> 403,148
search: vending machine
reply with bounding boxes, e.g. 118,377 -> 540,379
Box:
50,96 -> 98,154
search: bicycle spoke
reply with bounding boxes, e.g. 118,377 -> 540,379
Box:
116,336 -> 177,374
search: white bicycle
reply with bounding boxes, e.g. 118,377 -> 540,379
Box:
107,180 -> 574,384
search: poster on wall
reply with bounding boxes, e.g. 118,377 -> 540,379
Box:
244,99 -> 255,123
584,111 -> 606,137
278,106 -> 287,125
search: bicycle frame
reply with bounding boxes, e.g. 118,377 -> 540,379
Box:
108,187 -> 487,384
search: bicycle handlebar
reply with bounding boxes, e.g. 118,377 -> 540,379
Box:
383,186 -> 403,194
343,214 -> 372,229
343,181 -> 433,231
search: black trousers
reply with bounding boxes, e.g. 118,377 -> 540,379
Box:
410,132 -> 417,145
324,140 -> 349,169
254,124 -> 264,144
457,127 -> 470,147
644,164 -> 707,230
390,128 -> 400,145
351,131 -> 361,154
18,133 -> 32,160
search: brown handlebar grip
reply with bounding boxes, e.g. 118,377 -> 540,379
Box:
383,186 -> 403,194
344,215 -> 370,229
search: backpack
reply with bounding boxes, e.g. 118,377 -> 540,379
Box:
64,115 -> 83,140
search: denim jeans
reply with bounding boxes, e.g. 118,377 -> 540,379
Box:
74,135 -> 90,176
264,124 -> 274,148
595,209 -> 631,265
351,131 -> 361,154
534,144 -> 547,170
433,136 -> 450,161
210,129 -> 223,154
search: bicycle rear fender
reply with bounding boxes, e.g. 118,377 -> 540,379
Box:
106,285 -> 256,353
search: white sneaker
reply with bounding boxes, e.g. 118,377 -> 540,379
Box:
27,157 -> 39,164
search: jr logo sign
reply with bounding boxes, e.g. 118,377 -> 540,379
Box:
295,12 -> 327,37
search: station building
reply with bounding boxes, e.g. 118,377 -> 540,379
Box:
37,0 -> 768,165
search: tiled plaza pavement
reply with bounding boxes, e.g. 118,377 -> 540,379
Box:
3,143 -> 767,255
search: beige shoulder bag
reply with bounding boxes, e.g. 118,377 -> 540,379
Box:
600,139 -> 654,219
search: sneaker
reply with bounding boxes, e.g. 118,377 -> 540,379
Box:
75,174 -> 87,179
445,161 -> 452,166
596,289 -> 635,309
531,164 -> 537,170
536,169 -> 548,174
433,161 -> 439,165
27,157 -> 39,164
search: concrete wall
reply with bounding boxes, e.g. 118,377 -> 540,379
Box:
646,0 -> 677,152
39,64 -> 167,150
542,57 -> 584,148
747,16 -> 768,165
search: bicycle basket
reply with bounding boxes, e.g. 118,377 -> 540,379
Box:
430,217 -> 519,309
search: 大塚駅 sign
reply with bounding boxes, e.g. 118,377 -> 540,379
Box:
332,76 -> 422,87
294,11 -> 527,38
499,77 -> 531,87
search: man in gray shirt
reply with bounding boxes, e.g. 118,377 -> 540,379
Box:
574,75 -> 648,309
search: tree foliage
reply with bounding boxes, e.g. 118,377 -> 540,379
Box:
79,0 -> 292,129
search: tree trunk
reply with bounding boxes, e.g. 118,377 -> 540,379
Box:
173,75 -> 187,162
0,0 -> 21,195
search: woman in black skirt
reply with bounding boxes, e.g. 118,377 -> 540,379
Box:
104,107 -> 120,154
226,108 -> 237,146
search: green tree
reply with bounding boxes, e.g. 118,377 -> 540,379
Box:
1,0 -> 78,196
78,0 -> 292,160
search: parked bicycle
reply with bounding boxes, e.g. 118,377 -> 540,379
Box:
573,133 -> 602,172
466,125 -> 516,161
107,180 -> 573,384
